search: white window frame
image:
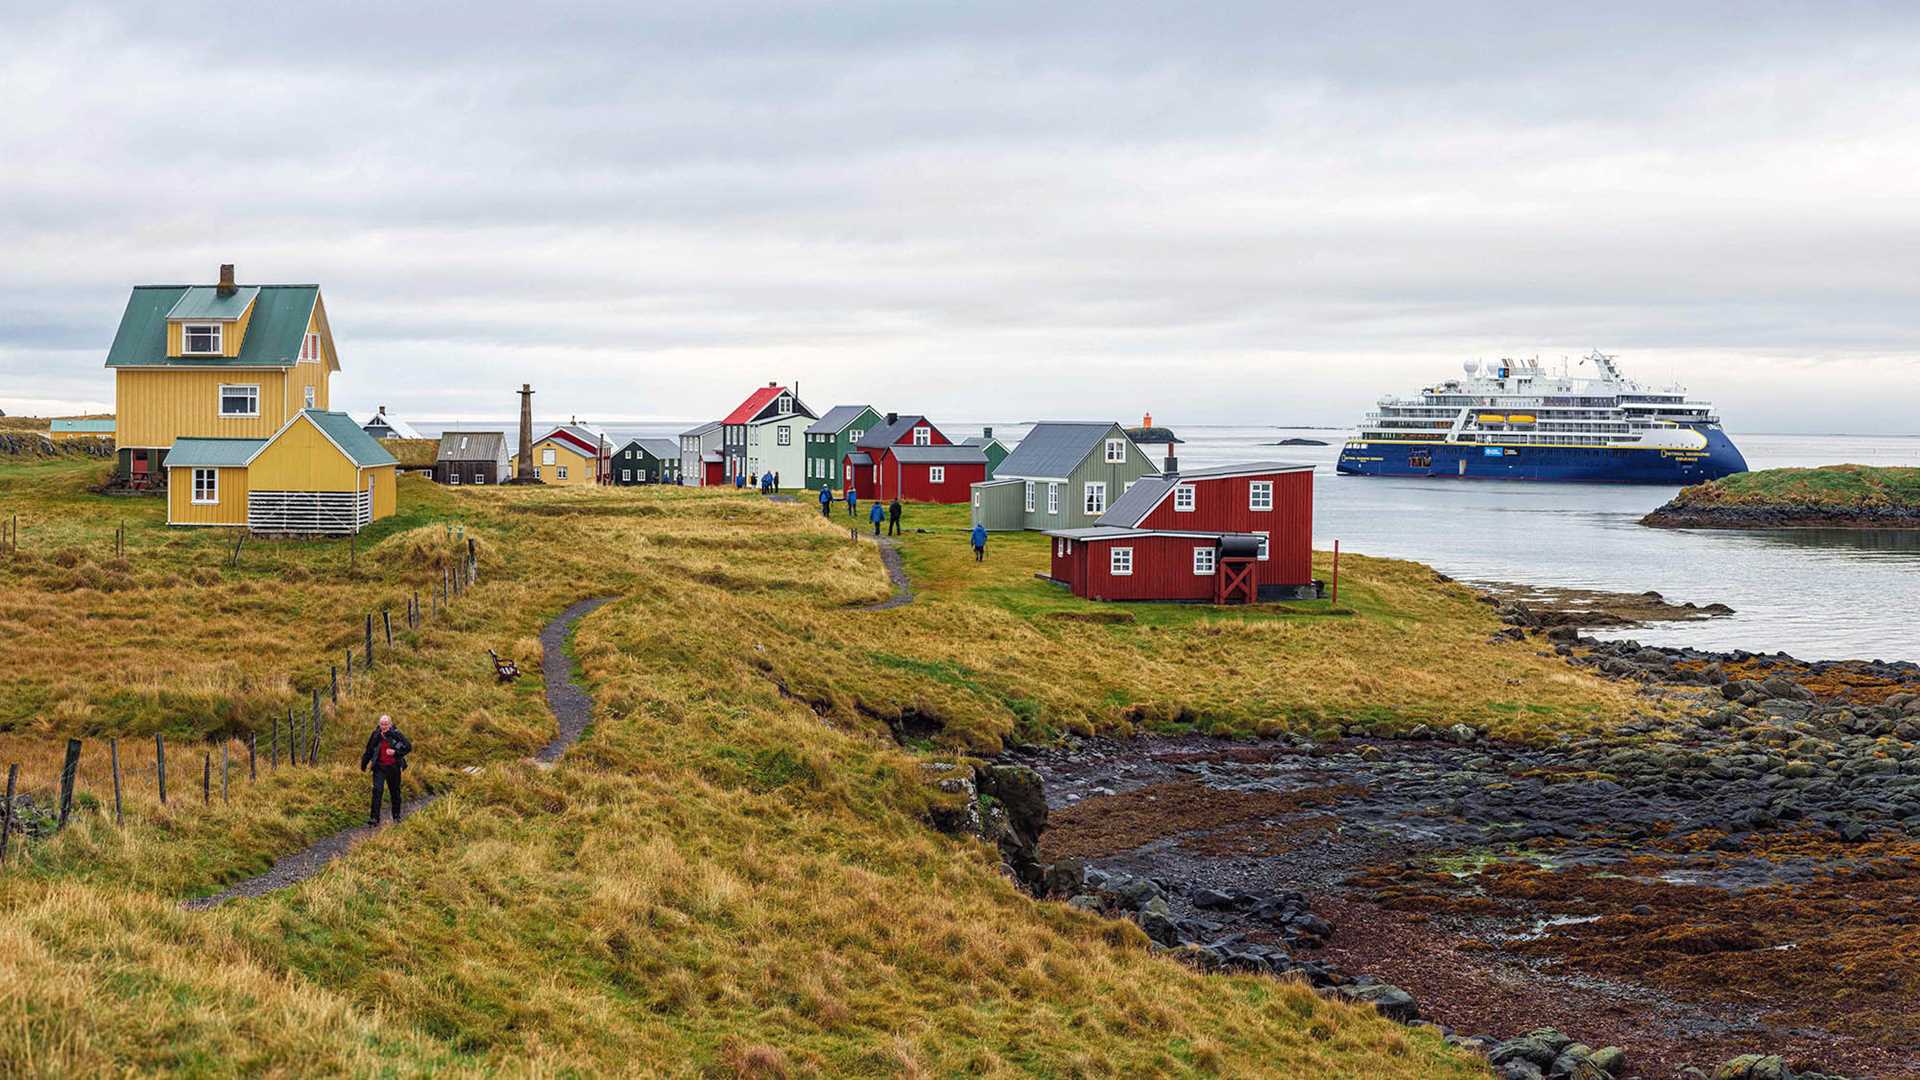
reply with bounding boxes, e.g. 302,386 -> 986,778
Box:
302,331 -> 321,362
1255,530 -> 1270,560
191,467 -> 219,505
303,385 -> 316,409
218,383 -> 259,417
1174,484 -> 1195,512
1250,481 -> 1274,511
558,465 -> 569,480
777,426 -> 792,446
449,472 -> 461,485
1084,482 -> 1107,515
1104,438 -> 1125,463
1110,547 -> 1133,576
622,468 -> 631,482
929,466 -> 945,483
1024,481 -> 1036,512
1193,546 -> 1216,575
1047,483 -> 1059,514
776,395 -> 793,415
912,426 -> 931,446
1064,538 -> 1072,554
534,466 -> 542,479
542,447 -> 556,466
474,473 -> 486,485
972,490 -> 981,509
183,323 -> 223,355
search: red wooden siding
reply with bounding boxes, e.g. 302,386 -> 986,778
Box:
844,455 -> 878,500
867,448 -> 984,503
1134,471 -> 1313,585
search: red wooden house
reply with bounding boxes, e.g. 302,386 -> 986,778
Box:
843,413 -> 987,503
1044,463 -> 1317,603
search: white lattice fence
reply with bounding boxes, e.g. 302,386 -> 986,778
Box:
247,489 -> 371,535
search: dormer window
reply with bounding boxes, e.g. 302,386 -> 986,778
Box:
776,395 -> 792,415
183,324 -> 222,355
1105,438 -> 1126,463
912,426 -> 931,446
301,332 -> 321,362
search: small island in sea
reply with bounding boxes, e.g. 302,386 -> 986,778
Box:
1642,464 -> 1920,528
1267,437 -> 1329,446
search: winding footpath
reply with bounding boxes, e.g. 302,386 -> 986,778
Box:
184,596 -> 616,910
861,538 -> 914,610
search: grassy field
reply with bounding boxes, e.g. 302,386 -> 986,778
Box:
1667,464 -> 1920,509
0,455 -> 1635,1075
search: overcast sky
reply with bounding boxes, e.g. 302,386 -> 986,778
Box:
3,2 -> 1919,434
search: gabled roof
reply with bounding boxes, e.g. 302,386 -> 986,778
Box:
363,411 -> 423,439
680,420 -> 722,439
883,445 -> 986,465
845,451 -> 873,466
293,410 -> 399,467
437,431 -> 508,461
620,438 -> 680,460
163,437 -> 265,468
106,284 -> 322,369
856,414 -> 934,449
166,286 -> 261,321
994,421 -> 1139,480
50,419 -> 115,434
806,405 -> 878,435
543,425 -> 609,457
523,433 -> 598,461
1094,462 -> 1315,527
961,435 -> 1006,450
721,385 -> 814,425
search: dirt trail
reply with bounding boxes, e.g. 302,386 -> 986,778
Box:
184,596 -> 616,910
861,538 -> 913,610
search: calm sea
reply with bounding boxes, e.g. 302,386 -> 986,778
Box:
422,420 -> 1919,661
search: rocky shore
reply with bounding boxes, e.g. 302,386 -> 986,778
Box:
1641,466 -> 1920,530
1641,504 -> 1920,530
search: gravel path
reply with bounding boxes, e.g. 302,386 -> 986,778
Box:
861,537 -> 914,610
184,596 -> 616,910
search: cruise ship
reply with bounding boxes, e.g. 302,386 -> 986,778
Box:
1336,351 -> 1748,483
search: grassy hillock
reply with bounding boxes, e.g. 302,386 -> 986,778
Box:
0,456 -> 1633,1075
1643,465 -> 1920,527
381,437 -> 440,469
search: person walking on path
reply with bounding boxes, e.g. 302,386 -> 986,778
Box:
972,522 -> 988,562
887,498 -> 903,536
818,485 -> 833,518
869,500 -> 884,536
761,470 -> 775,494
360,715 -> 413,826
845,487 -> 858,518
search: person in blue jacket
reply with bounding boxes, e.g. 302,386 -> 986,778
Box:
845,487 -> 858,518
734,471 -> 745,489
868,500 -> 884,536
818,485 -> 832,518
971,522 -> 988,562
761,470 -> 774,493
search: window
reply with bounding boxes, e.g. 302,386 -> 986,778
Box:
622,469 -> 631,481
219,384 -> 259,417
1024,481 -> 1035,512
459,436 -> 470,452
1255,531 -> 1270,561
929,466 -> 945,483
1064,539 -> 1072,554
449,472 -> 461,485
534,466 -> 542,479
849,429 -> 863,443
191,468 -> 218,504
1105,438 -> 1125,463
183,323 -> 222,355
1250,481 -> 1274,511
972,491 -> 981,510
542,447 -> 556,466
1110,547 -> 1133,575
1084,482 -> 1106,515
1193,546 -> 1216,575
1047,483 -> 1059,514
304,385 -> 316,409
776,395 -> 793,414
1174,484 -> 1195,512
912,426 -> 931,446
1054,538 -> 1061,556
301,331 -> 321,362
557,465 -> 569,480
474,473 -> 486,485
777,427 -> 791,446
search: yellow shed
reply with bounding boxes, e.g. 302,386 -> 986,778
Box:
163,410 -> 397,533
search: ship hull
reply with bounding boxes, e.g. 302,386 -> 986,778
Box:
1335,427 -> 1748,484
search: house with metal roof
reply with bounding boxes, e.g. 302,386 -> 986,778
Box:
678,421 -> 725,486
612,438 -> 682,485
361,406 -> 423,441
969,421 -> 1159,532
842,414 -> 986,504
718,383 -> 815,487
48,418 -> 116,441
509,425 -> 606,487
104,264 -> 337,489
435,431 -> 510,486
960,428 -> 1010,479
164,409 -> 398,532
803,404 -> 881,494
1041,462 -> 1317,604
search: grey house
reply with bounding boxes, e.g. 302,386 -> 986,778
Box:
678,421 -> 724,486
970,421 -> 1160,532
435,431 -> 510,485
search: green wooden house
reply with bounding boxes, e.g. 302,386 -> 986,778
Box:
803,404 -> 881,493
969,421 -> 1159,532
961,428 -> 1011,478
612,438 -> 682,484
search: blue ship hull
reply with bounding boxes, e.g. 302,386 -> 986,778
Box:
1336,427 -> 1748,484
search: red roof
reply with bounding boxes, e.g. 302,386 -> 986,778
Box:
721,385 -> 788,425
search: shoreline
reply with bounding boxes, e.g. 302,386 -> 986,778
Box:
1642,505 -> 1920,530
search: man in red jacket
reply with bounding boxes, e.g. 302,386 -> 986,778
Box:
360,714 -> 413,826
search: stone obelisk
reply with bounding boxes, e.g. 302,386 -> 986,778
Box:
516,383 -> 537,482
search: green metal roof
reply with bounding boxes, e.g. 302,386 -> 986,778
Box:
105,284 -> 320,368
165,437 -> 265,468
303,410 -> 398,467
165,286 -> 261,321
49,419 -> 115,433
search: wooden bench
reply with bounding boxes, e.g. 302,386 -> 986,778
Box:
487,650 -> 520,683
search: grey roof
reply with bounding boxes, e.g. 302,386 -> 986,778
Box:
619,438 -> 680,460
994,421 -> 1136,480
554,423 -> 609,450
164,437 -> 264,468
856,414 -> 930,448
886,445 -> 986,465
680,420 -> 722,439
971,477 -> 1023,487
1095,476 -> 1178,527
806,404 -> 877,435
304,410 -> 400,467
845,451 -> 873,466
961,435 -> 1006,449
437,431 -> 508,461
166,286 -> 261,321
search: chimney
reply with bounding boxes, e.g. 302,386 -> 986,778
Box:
886,412 -> 898,425
378,405 -> 387,416
217,263 -> 237,297
983,426 -> 993,439
516,384 -> 536,482
1164,444 -> 1179,477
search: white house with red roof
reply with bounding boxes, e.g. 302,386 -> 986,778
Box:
719,382 -> 815,486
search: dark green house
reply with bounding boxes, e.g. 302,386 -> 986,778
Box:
612,438 -> 681,484
961,428 -> 1011,479
803,404 -> 881,493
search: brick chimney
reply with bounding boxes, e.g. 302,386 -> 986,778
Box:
983,426 -> 993,439
886,412 -> 898,425
217,263 -> 237,297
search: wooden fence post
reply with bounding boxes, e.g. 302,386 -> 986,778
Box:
109,737 -> 123,825
383,609 -> 393,648
155,733 -> 167,804
220,741 -> 229,804
345,650 -> 353,696
468,538 -> 477,585
248,733 -> 257,781
287,707 -> 297,768
310,688 -> 322,765
57,738 -> 81,829
365,613 -> 375,669
0,763 -> 15,863
270,713 -> 279,772
201,752 -> 211,804
331,664 -> 339,704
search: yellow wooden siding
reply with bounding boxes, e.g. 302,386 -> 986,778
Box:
162,295 -> 255,358
249,415 -> 362,491
166,466 -> 249,526
369,465 -> 397,519
116,368 -> 296,449
509,439 -> 596,486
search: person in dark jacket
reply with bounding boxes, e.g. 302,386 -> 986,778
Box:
971,522 -> 988,562
887,498 -> 903,536
818,485 -> 833,517
845,487 -> 858,517
360,714 -> 413,826
868,500 -> 884,536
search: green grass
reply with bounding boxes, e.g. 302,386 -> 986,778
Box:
1670,464 -> 1920,510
